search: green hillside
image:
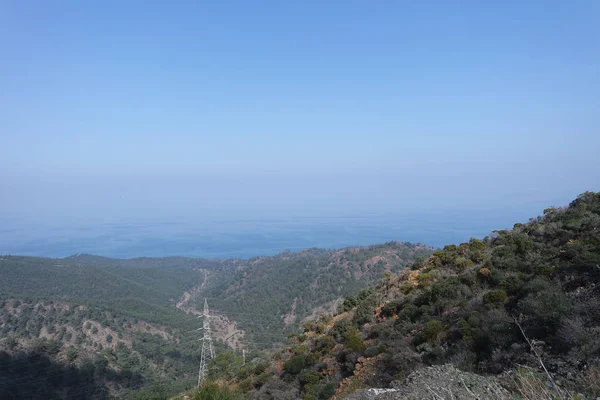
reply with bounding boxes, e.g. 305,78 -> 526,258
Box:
0,241 -> 430,398
196,243 -> 433,347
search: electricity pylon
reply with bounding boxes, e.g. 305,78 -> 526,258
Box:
197,298 -> 215,388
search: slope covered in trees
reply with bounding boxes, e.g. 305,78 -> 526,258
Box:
0,242 -> 430,398
194,243 -> 433,347
188,192 -> 600,399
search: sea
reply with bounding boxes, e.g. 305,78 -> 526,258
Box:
0,206 -> 543,259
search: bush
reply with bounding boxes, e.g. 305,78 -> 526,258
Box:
299,369 -> 320,386
368,323 -> 387,339
381,300 -> 401,317
400,282 -> 413,294
283,355 -> 306,375
501,275 -> 523,295
521,286 -> 573,334
399,303 -> 425,323
458,320 -> 475,341
339,296 -> 357,313
417,272 -> 433,287
331,318 -> 351,342
344,327 -> 365,353
254,372 -> 270,388
239,377 -> 252,392
314,335 -> 334,352
254,362 -> 269,375
306,382 -> 336,400
483,290 -> 507,305
364,345 -> 383,358
66,346 -> 77,362
455,256 -> 474,269
424,320 -> 443,341
477,267 -> 492,280
194,381 -> 242,400
469,238 -> 485,250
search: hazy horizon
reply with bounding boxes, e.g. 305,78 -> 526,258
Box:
2,2 -> 599,257
0,197 -> 581,259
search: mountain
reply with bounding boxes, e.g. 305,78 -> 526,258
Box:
176,191 -> 600,400
184,242 -> 433,347
0,242 -> 431,398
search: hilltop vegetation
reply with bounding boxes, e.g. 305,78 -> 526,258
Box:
190,192 -> 600,399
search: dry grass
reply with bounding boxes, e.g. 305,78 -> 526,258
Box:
509,365 -> 577,400
581,364 -> 600,394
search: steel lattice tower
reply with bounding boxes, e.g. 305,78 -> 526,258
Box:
197,298 -> 215,388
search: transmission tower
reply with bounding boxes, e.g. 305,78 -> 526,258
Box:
197,298 -> 215,388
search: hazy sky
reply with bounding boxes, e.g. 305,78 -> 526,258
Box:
1,1 -> 599,222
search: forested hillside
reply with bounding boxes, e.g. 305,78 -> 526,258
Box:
192,243 -> 433,347
184,192 -> 600,399
0,242 -> 429,398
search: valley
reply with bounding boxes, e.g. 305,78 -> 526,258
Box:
0,241 -> 431,398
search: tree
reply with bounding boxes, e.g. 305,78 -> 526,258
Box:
66,345 -> 78,362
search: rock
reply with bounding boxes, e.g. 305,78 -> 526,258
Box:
345,364 -> 510,400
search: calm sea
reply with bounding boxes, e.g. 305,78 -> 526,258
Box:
0,207 -> 541,259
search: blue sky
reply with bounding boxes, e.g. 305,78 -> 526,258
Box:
1,1 -> 599,223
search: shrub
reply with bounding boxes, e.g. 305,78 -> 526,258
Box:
536,265 -> 556,278
458,320 -> 475,341
477,267 -> 492,280
455,256 -> 474,270
254,362 -> 268,375
428,255 -> 442,268
501,275 -> 523,295
459,272 -> 476,287
381,300 -> 401,318
315,362 -> 328,372
283,355 -> 306,375
513,233 -> 534,256
194,381 -> 242,400
470,250 -> 489,264
417,272 -> 433,287
319,383 -> 336,399
521,286 -> 573,334
314,335 -> 334,352
299,369 -> 320,386
368,323 -> 387,339
239,378 -> 252,392
469,238 -> 485,250
424,320 -> 443,341
331,318 -> 351,342
398,304 -> 421,323
400,282 -> 413,294
364,345 -> 383,358
253,372 -> 270,388
339,296 -> 357,313
483,290 -> 507,305
66,346 -> 78,362
421,345 -> 445,363
410,257 -> 426,270
344,327 -> 365,353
